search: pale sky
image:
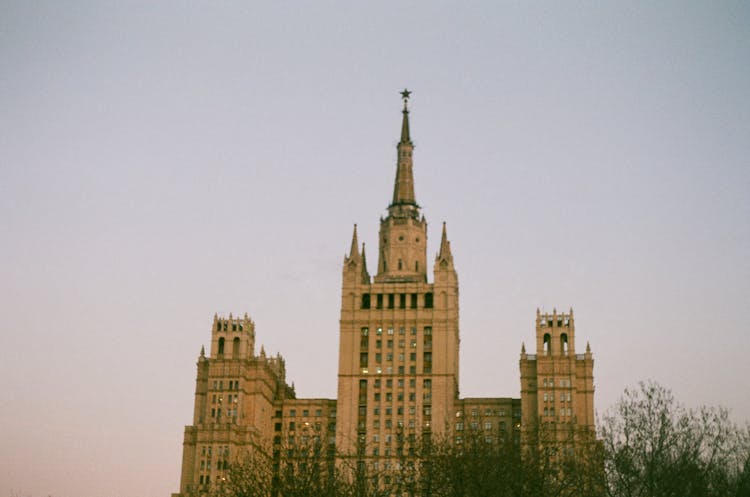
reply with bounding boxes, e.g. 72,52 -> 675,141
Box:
1,2 -> 748,497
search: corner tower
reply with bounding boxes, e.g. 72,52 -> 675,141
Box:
519,308 -> 595,447
336,90 -> 460,461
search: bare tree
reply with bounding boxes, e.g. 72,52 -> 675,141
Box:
600,381 -> 749,497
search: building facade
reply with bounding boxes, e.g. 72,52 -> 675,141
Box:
173,92 -> 595,496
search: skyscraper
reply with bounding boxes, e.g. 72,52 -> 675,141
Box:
173,91 -> 595,496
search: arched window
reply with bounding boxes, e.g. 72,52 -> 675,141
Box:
218,337 -> 225,356
560,333 -> 569,355
398,259 -> 403,270
543,333 -> 551,355
232,337 -> 240,358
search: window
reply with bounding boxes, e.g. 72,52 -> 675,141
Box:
484,421 -> 492,430
315,409 -> 322,417
361,294 -> 371,309
289,410 -> 296,417
410,294 -> 418,308
387,327 -> 394,335
388,294 -> 394,309
289,422 -> 295,430
218,337 -> 225,356
424,293 -> 433,308
399,327 -> 405,335
471,409 -> 478,417
456,422 -> 464,431
376,294 -> 383,309
376,327 -> 383,335
399,294 -> 406,308
360,353 -> 368,367
361,327 -> 369,336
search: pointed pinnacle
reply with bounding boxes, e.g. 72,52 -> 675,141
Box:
349,224 -> 360,259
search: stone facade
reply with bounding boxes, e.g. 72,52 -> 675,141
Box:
173,93 -> 595,496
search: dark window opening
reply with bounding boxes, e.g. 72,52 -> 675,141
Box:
410,293 -> 418,308
388,294 -> 395,309
361,293 -> 371,309
543,333 -> 551,355
232,337 -> 240,358
217,337 -> 225,356
376,294 -> 383,309
424,293 -> 434,308
360,353 -> 368,367
399,294 -> 406,309
398,259 -> 403,270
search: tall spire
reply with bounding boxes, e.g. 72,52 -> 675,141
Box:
376,89 -> 428,283
400,88 -> 412,144
391,89 -> 417,209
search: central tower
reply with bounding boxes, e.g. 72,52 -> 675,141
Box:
336,90 -> 460,461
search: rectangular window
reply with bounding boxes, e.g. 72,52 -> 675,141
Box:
289,409 -> 296,417
376,294 -> 383,309
388,294 -> 394,309
360,353 -> 368,367
424,293 -> 433,308
302,409 -> 309,417
361,294 -> 371,309
376,353 -> 382,363
410,294 -> 418,308
399,294 -> 406,308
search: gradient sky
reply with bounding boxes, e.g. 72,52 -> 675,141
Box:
1,2 -> 748,497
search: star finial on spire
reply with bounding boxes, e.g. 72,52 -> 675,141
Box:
400,88 -> 411,109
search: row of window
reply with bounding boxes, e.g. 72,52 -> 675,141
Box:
542,377 -> 571,388
361,293 -> 433,309
539,318 -> 571,328
455,420 -> 516,431
542,392 -> 572,402
275,421 -> 336,432
215,321 -> 246,332
361,326 -> 432,336
211,379 -> 240,391
543,407 -> 574,417
360,378 -> 429,389
283,408 -> 329,418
